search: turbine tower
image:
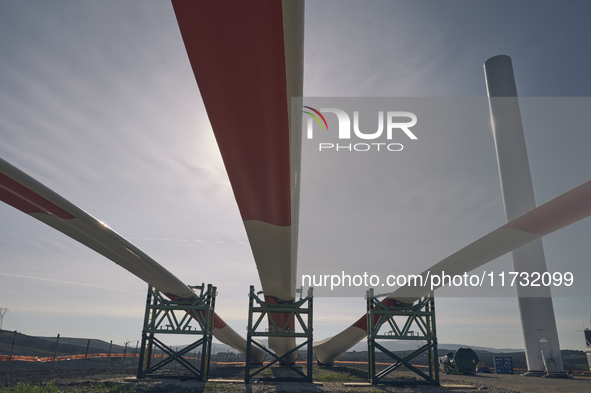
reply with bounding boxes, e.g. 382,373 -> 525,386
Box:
484,55 -> 563,375
0,308 -> 7,330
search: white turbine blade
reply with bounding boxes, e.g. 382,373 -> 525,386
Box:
314,179 -> 591,365
0,156 -> 265,363
0,156 -> 192,298
389,179 -> 591,301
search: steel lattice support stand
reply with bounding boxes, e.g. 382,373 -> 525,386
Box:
366,289 -> 439,386
137,284 -> 215,381
245,286 -> 313,383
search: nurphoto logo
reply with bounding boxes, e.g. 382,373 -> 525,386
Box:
302,106 -> 418,152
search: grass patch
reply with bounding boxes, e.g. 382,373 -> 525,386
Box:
0,382 -> 149,393
204,383 -> 236,392
314,372 -> 355,381
313,365 -> 365,382
0,382 -> 58,393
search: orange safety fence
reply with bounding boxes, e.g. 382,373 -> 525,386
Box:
206,360 -> 431,367
0,353 -> 140,363
0,354 -> 426,368
9,355 -> 572,375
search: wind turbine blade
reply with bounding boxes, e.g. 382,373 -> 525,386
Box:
0,157 -> 192,298
0,156 -> 265,363
389,179 -> 591,301
172,0 -> 304,362
314,179 -> 591,365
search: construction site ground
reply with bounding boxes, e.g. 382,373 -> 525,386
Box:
2,366 -> 591,393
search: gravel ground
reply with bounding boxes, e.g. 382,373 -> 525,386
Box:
37,374 -> 591,393
440,372 -> 591,393
2,367 -> 591,392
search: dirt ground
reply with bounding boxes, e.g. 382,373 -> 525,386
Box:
3,366 -> 591,392
113,372 -> 591,393
439,372 -> 591,393
54,373 -> 591,393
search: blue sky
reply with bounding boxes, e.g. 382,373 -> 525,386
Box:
1,1 -> 590,352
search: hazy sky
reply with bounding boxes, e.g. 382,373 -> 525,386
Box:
1,0 -> 590,352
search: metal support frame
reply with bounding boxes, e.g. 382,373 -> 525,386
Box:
137,284 -> 215,381
366,289 -> 439,386
245,285 -> 314,383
